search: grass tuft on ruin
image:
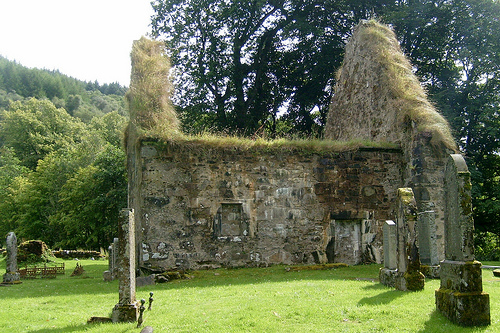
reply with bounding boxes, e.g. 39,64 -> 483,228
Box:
127,37 -> 180,137
325,20 -> 457,152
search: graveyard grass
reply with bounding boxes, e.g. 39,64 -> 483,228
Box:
1,258 -> 499,332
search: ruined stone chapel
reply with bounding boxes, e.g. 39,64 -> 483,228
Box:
125,20 -> 459,273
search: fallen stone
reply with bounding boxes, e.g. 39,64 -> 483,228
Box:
136,274 -> 156,287
141,326 -> 154,333
103,270 -> 113,282
493,269 -> 500,277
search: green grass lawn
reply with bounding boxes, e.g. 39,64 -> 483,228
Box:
1,257 -> 499,332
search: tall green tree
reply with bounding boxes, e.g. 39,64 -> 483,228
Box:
56,144 -> 127,250
0,97 -> 128,248
0,98 -> 87,169
151,0 -> 385,136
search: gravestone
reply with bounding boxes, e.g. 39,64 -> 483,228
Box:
383,220 -> 397,270
435,154 -> 490,326
112,209 -> 139,323
112,237 -> 118,277
3,232 -> 21,284
417,204 -> 439,266
379,189 -> 424,291
103,237 -> 119,281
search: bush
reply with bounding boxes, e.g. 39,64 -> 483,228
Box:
474,231 -> 500,261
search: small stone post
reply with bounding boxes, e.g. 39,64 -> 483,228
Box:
3,232 -> 21,284
112,209 -> 139,322
435,154 -> 490,326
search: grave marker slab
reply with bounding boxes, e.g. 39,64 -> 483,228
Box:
3,232 -> 20,284
435,154 -> 490,326
112,209 -> 139,323
379,188 -> 424,291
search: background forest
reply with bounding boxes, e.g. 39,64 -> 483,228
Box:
0,0 -> 499,258
0,56 -> 128,250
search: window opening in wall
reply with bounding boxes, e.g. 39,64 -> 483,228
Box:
214,203 -> 249,237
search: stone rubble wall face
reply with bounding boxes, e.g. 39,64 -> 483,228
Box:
136,143 -> 404,270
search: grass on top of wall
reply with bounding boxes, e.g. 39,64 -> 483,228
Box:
1,257 -> 499,332
140,132 -> 401,155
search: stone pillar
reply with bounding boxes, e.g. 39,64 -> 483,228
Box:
379,189 -> 424,291
3,232 -> 21,284
435,154 -> 490,326
112,209 -> 139,323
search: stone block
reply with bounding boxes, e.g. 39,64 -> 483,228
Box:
136,274 -> 156,287
112,303 -> 139,323
439,260 -> 483,293
103,270 -> 113,282
435,289 -> 490,326
379,268 -> 397,288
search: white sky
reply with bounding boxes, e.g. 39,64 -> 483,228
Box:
0,1 -> 155,86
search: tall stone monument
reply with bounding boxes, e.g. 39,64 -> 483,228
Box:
112,209 -> 139,322
3,232 -> 21,284
379,188 -> 424,291
435,154 -> 490,326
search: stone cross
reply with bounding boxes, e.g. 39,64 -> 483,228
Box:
3,232 -> 21,284
112,209 -> 139,322
435,154 -> 490,326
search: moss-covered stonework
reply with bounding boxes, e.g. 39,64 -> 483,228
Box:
439,260 -> 483,292
435,155 -> 490,326
435,289 -> 490,326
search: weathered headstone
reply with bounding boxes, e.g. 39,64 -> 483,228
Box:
3,232 -> 21,284
383,220 -> 397,270
417,204 -> 439,266
379,189 -> 424,291
435,154 -> 490,326
112,237 -> 118,277
103,237 -> 119,281
112,209 -> 139,323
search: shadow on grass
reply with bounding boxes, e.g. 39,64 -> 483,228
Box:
357,284 -> 405,306
417,309 -> 490,333
28,323 -> 88,333
28,322 -> 134,333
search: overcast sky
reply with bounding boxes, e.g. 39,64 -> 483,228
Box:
0,1 -> 154,86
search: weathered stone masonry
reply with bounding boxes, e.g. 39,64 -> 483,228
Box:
133,140 -> 405,271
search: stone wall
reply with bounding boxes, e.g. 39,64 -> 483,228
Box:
133,140 -> 404,270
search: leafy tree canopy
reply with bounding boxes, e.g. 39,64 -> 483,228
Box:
151,0 -> 500,236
